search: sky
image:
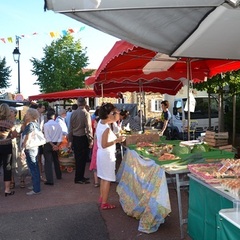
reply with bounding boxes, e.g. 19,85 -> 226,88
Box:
0,0 -> 119,98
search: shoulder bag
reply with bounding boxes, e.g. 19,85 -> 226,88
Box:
25,125 -> 46,149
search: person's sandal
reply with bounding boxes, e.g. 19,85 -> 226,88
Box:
101,203 -> 116,210
20,181 -> 26,188
5,191 -> 15,197
94,183 -> 100,188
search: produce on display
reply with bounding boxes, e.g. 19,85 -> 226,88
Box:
221,179 -> 240,198
172,145 -> 191,155
218,159 -> 240,177
162,153 -> 206,171
191,143 -> 210,153
130,139 -> 235,171
188,163 -> 223,183
188,159 -> 240,181
188,159 -> 240,199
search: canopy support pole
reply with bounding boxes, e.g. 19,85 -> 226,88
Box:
101,84 -> 103,103
139,81 -> 144,133
187,59 -> 191,141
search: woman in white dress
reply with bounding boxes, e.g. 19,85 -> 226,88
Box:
96,103 -> 126,210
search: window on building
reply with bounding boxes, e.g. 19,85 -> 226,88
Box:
151,99 -> 162,112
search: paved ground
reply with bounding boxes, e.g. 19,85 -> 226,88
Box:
0,164 -> 191,240
0,203 -> 108,240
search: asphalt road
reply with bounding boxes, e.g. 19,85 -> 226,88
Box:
0,163 -> 191,240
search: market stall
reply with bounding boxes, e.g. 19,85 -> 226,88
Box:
28,88 -> 117,102
116,136 -> 236,238
187,160 -> 240,240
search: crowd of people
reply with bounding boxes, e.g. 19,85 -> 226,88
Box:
0,99 -> 170,209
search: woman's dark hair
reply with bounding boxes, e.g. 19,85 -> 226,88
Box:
99,103 -> 116,120
46,108 -> 55,120
94,108 -> 99,117
120,110 -> 129,120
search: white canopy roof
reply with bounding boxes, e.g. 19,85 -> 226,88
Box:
45,0 -> 240,60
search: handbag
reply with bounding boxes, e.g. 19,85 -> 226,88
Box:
15,152 -> 30,177
25,127 -> 46,149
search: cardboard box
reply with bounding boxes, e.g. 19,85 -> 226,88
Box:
125,133 -> 159,146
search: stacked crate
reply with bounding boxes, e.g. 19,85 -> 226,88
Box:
217,144 -> 234,152
204,131 -> 229,148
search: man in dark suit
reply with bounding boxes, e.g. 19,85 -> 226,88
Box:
68,98 -> 93,184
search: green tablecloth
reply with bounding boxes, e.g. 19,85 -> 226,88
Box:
217,213 -> 240,240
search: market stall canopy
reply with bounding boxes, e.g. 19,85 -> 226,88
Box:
45,0 -> 240,60
94,77 -> 183,96
28,89 -> 117,102
85,76 -> 96,86
92,40 -> 240,84
86,40 -> 240,95
94,40 -> 157,82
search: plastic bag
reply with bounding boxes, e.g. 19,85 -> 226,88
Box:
15,152 -> 30,177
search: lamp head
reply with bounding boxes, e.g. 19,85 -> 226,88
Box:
12,47 -> 20,63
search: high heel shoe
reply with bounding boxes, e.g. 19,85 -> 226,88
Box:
5,191 -> 15,197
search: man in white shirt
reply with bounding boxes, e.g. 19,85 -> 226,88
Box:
65,104 -> 78,130
43,110 -> 63,185
55,109 -> 68,136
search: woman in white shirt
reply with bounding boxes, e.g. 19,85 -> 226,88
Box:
96,103 -> 126,210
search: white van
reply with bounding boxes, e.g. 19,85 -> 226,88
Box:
164,86 -> 218,140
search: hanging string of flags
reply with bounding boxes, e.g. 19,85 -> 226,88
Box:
0,26 -> 86,44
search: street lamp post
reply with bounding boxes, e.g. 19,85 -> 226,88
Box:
12,37 -> 21,119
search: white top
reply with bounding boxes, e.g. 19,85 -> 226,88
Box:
96,121 -> 116,156
43,119 -> 62,143
55,116 -> 68,135
65,111 -> 72,129
96,120 -> 117,181
112,121 -> 121,135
